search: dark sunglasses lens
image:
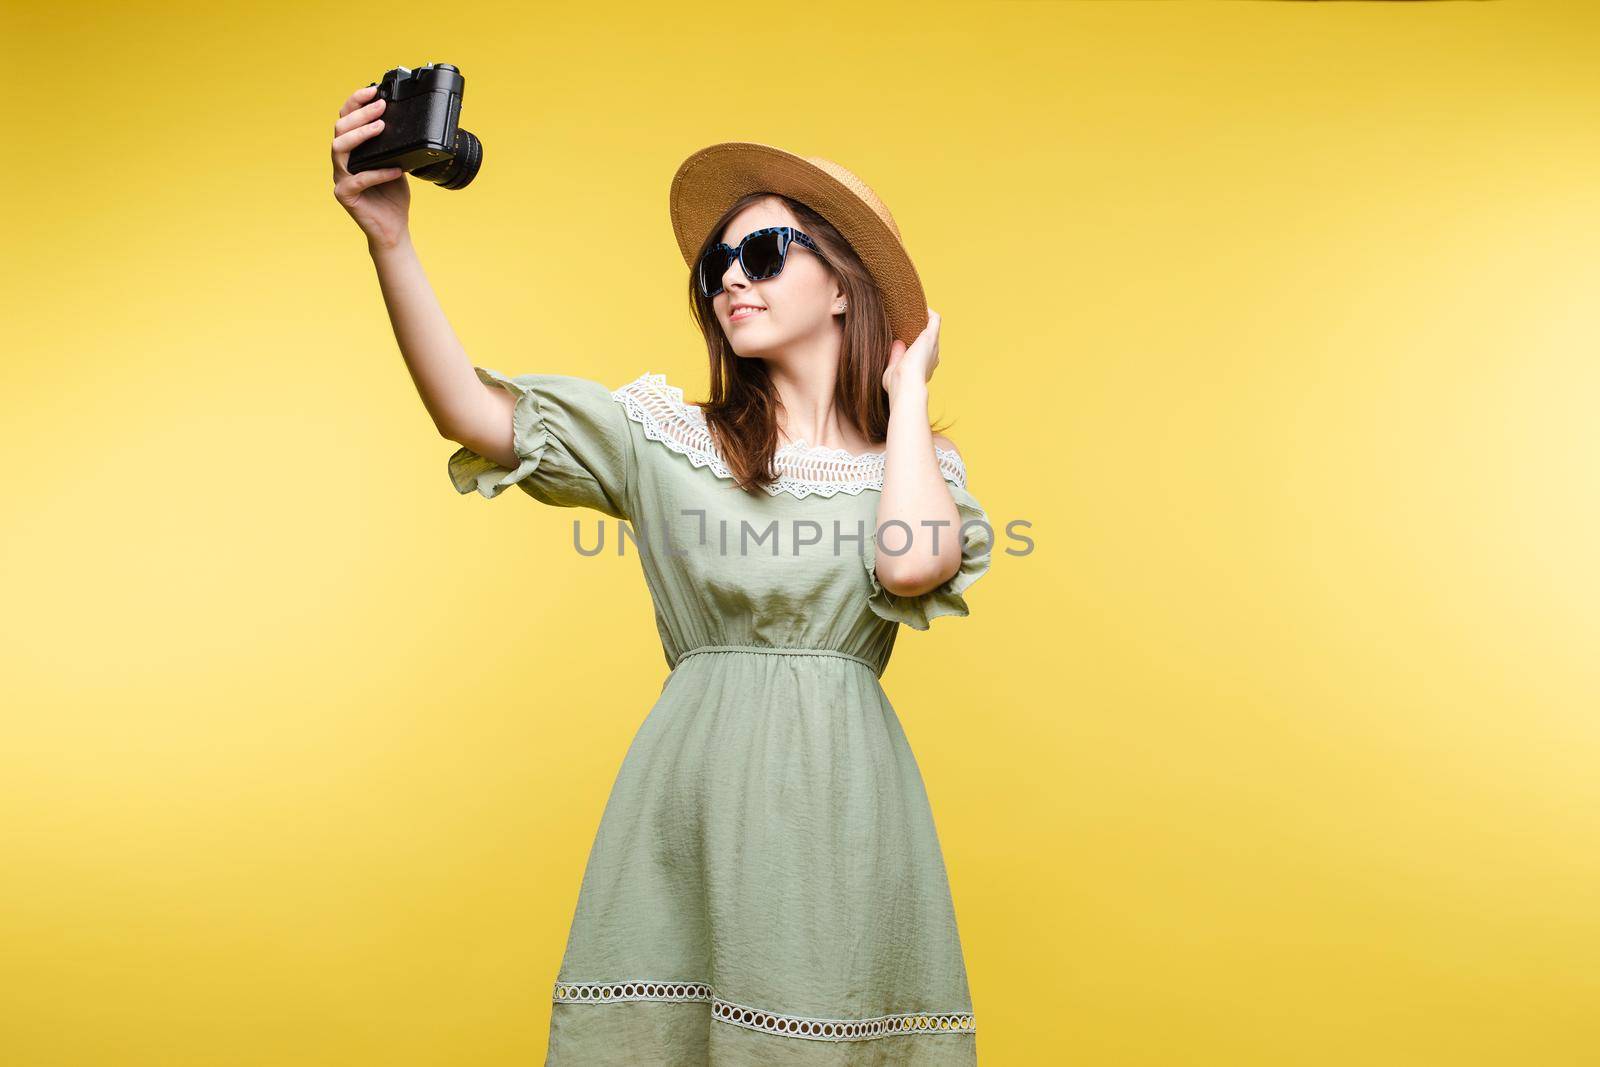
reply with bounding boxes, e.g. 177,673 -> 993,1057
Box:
741,231 -> 787,280
698,248 -> 731,295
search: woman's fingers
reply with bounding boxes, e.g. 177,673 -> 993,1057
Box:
333,116 -> 384,151
338,83 -> 378,119
330,116 -> 385,176
331,88 -> 387,179
334,96 -> 385,137
337,167 -> 405,198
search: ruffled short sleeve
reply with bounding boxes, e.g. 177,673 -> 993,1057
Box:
862,476 -> 994,630
447,367 -> 632,520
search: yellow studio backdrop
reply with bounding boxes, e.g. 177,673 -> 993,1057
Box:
3,1 -> 1598,1064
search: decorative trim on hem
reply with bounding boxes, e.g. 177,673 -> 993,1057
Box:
552,980 -> 977,1043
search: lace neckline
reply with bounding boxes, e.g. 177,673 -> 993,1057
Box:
610,372 -> 967,499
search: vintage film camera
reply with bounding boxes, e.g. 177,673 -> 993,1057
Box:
348,63 -> 482,189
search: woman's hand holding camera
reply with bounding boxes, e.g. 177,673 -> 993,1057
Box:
331,84 -> 410,250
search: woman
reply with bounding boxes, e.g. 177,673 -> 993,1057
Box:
332,84 -> 992,1065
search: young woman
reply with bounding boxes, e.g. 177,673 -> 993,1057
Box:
332,85 -> 992,1066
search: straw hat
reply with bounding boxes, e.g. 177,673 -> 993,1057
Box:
669,141 -> 929,346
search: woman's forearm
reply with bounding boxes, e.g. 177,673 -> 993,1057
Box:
367,232 -> 500,444
874,381 -> 963,596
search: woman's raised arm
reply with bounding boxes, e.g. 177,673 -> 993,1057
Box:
329,81 -> 518,471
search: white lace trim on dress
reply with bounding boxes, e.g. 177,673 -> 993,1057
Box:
610,372 -> 967,499
552,980 -> 977,1042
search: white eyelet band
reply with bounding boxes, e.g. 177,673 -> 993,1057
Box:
611,372 -> 966,499
552,980 -> 977,1043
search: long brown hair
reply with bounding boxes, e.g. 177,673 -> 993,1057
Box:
684,192 -> 952,495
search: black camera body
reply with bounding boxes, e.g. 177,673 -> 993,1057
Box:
348,63 -> 482,190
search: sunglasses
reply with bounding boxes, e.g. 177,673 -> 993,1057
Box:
697,226 -> 823,299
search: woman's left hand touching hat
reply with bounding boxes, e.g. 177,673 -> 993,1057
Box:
883,308 -> 941,405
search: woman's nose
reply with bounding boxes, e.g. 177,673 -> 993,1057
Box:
721,256 -> 749,293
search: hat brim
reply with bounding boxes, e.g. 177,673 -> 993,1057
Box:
670,141 -> 929,346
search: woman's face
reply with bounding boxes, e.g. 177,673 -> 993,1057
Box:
711,198 -> 843,357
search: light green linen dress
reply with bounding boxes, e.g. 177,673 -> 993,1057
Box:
449,367 -> 993,1066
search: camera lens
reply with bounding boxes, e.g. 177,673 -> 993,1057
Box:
412,127 -> 482,190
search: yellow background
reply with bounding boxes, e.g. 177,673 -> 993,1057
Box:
5,1 -> 1599,1063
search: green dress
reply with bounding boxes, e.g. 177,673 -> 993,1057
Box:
449,368 -> 993,1066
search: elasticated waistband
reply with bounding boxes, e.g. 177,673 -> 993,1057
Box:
672,644 -> 882,678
